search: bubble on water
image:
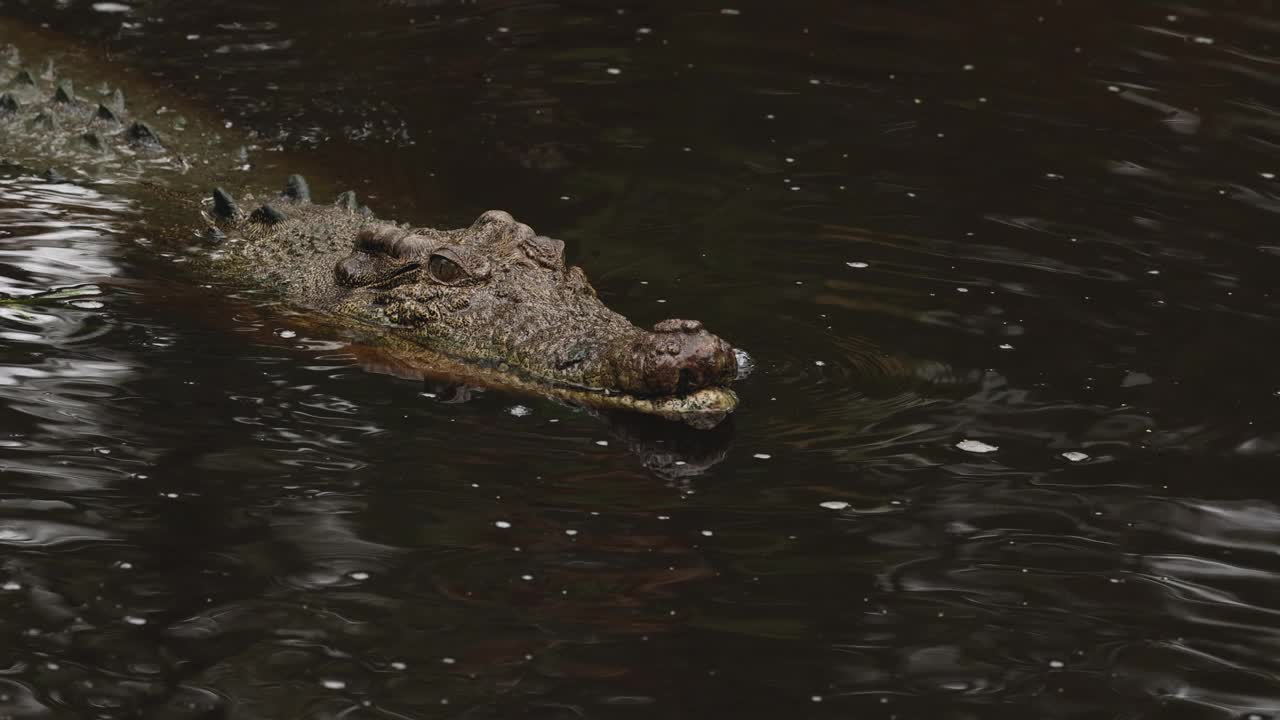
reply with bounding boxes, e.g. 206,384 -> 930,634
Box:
846,261 -> 869,268
701,530 -> 714,537
595,440 -> 609,446
753,453 -> 772,460
956,439 -> 999,454
811,695 -> 823,703
521,574 -> 534,581
1262,172 -> 1276,180
1048,660 -> 1065,668
1061,451 -> 1089,462
637,27 -> 652,34
606,67 -> 621,75
91,2 -> 132,12
321,680 -> 346,690
441,657 -> 456,665
814,360 -> 826,367
1,581 -> 20,591
999,343 -> 1014,350
507,405 -> 532,417
277,329 -> 296,339
819,501 -> 850,510
494,521 -> 511,529
390,661 -> 407,670
720,8 -> 741,15
564,529 -> 579,536
124,616 -> 146,626
349,571 -> 370,581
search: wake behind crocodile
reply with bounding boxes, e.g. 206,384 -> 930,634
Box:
0,19 -> 742,428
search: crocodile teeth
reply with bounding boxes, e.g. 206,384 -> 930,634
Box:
53,80 -> 74,104
334,190 -> 358,211
282,174 -> 311,203
250,204 -> 287,225
211,187 -> 240,220
0,93 -> 17,116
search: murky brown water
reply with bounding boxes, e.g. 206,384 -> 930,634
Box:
2,0 -> 1280,717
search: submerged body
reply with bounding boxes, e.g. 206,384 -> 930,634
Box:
0,20 -> 740,426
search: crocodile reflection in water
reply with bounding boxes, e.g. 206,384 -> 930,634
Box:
0,19 -> 743,428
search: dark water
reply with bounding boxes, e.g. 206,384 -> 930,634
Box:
2,0 -> 1280,717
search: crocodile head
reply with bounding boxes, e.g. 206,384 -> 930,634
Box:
211,184 -> 741,426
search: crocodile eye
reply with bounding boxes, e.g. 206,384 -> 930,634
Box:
427,253 -> 469,284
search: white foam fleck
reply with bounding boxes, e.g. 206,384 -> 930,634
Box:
565,529 -> 579,536
1049,660 -> 1065,668
720,8 -> 741,15
321,680 -> 346,690
1061,451 -> 1089,463
494,521 -> 512,529
595,440 -> 609,446
606,67 -> 621,75
390,661 -> 407,670
277,329 -> 296,339
753,453 -> 772,460
1,581 -> 20,591
92,2 -> 132,12
349,572 -> 370,581
507,405 -> 531,417
956,439 -> 999,454
71,300 -> 104,309
819,501 -> 850,511
124,616 -> 146,626
701,530 -> 714,537
846,261 -> 869,268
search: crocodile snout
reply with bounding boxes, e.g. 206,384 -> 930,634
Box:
608,318 -> 738,396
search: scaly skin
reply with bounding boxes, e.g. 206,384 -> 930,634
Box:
0,20 -> 741,427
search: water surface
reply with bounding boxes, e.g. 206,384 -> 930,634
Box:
2,0 -> 1280,717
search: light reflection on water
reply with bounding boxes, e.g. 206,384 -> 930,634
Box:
1,0 -> 1280,717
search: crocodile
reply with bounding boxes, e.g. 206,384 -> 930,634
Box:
0,20 -> 741,427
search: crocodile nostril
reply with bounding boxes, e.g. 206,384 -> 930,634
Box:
652,318 -> 704,334
476,209 -> 515,226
